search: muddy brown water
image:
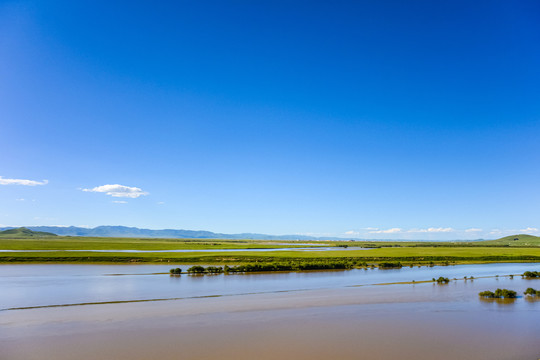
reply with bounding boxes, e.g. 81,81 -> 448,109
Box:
1,263 -> 540,359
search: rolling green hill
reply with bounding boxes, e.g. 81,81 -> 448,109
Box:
480,234 -> 540,247
0,227 -> 57,238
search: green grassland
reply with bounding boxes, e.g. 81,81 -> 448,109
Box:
1,236 -> 540,265
0,236 -> 319,251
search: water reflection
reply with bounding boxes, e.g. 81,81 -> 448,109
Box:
479,297 -> 518,306
524,296 -> 540,303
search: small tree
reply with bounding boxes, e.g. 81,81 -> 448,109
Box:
187,265 -> 206,273
524,288 -> 539,296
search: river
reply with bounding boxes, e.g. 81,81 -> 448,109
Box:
1,263 -> 539,360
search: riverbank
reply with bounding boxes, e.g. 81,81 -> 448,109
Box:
2,247 -> 540,266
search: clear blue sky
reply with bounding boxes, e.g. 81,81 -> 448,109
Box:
1,1 -> 539,240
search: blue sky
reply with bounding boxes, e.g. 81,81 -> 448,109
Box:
1,1 -> 539,240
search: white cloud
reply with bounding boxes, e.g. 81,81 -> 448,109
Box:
367,227 -> 454,234
83,184 -> 148,198
465,228 -> 482,232
157,201 -> 165,205
369,228 -> 403,234
112,200 -> 128,204
0,176 -> 48,186
345,230 -> 359,235
409,227 -> 454,233
520,227 -> 539,233
15,198 -> 25,201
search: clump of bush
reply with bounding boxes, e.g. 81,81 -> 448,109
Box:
169,268 -> 182,275
479,288 -> 517,298
186,265 -> 206,273
180,261 -> 358,275
524,288 -> 540,296
205,266 -> 224,273
227,260 -> 355,273
523,271 -> 540,278
378,262 -> 403,269
433,276 -> 450,284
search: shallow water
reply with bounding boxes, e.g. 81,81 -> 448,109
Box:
1,263 -> 540,360
1,262 -> 539,309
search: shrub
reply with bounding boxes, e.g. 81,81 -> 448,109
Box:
205,266 -> 224,273
524,288 -> 540,296
169,268 -> 182,275
479,288 -> 517,298
187,265 -> 206,273
523,271 -> 540,278
433,276 -> 449,284
494,288 -> 517,298
479,290 -> 495,298
378,262 -> 403,269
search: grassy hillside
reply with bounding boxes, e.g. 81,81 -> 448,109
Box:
0,227 -> 57,238
478,234 -> 540,247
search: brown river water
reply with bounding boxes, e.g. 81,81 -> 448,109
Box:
1,263 -> 539,360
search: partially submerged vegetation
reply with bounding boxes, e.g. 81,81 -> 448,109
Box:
433,276 -> 450,284
378,262 -> 403,269
183,261 -> 357,274
479,289 -> 517,299
524,288 -> 540,296
523,271 -> 540,278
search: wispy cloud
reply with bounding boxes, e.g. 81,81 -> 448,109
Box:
465,228 -> 482,232
368,227 -> 403,234
368,227 -> 455,234
0,176 -> 48,186
82,184 -> 148,198
409,227 -> 454,233
112,200 -> 128,204
520,227 -> 539,233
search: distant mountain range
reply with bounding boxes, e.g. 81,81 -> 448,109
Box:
0,225 -> 347,240
1,226 -> 537,244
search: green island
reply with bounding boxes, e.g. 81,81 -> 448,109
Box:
1,228 -> 540,269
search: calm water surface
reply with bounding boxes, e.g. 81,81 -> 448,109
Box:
1,262 -> 539,309
1,263 -> 540,360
